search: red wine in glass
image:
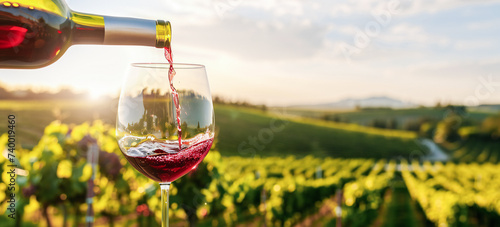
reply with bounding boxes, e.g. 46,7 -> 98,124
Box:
124,137 -> 213,182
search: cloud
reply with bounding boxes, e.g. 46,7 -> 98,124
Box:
380,24 -> 449,46
391,0 -> 499,16
466,19 -> 500,30
454,40 -> 496,51
175,15 -> 327,61
406,58 -> 500,79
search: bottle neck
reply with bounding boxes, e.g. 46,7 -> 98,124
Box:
71,12 -> 170,48
71,12 -> 105,45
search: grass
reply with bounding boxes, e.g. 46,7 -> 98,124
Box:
0,216 -> 39,227
279,107 -> 493,130
215,105 -> 422,158
0,99 -> 116,149
443,138 -> 500,163
0,100 -> 423,159
380,180 -> 426,227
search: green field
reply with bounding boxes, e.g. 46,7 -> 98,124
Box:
0,100 -> 422,159
0,100 -> 116,148
215,105 -> 421,158
280,107 -> 492,130
445,137 -> 500,163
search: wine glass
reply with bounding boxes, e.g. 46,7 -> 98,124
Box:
116,63 -> 215,227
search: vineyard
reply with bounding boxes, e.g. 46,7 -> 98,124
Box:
2,121 -> 500,226
0,121 -> 393,226
402,160 -> 500,226
448,138 -> 500,163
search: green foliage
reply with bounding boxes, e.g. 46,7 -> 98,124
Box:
0,121 -> 397,227
434,113 -> 462,143
448,135 -> 500,163
1,101 -> 424,160
402,160 -> 500,227
3,120 -> 500,227
369,118 -> 398,129
215,105 -> 422,159
282,107 -> 491,132
0,121 -> 136,226
197,156 -> 395,226
446,115 -> 500,163
481,114 -> 500,139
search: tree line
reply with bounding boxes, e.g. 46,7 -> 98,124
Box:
0,84 -> 91,100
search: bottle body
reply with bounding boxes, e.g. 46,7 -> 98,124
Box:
0,1 -> 72,68
0,0 -> 170,69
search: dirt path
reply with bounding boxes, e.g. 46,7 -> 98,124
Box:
377,179 -> 428,227
294,196 -> 337,227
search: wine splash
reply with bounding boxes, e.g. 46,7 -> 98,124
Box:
164,46 -> 182,149
124,138 -> 213,182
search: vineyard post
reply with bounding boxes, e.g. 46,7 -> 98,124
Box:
85,142 -> 99,227
316,166 -> 322,179
261,189 -> 267,227
335,188 -> 343,227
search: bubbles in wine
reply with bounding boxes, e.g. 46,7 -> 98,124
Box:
123,137 -> 213,182
126,141 -> 186,157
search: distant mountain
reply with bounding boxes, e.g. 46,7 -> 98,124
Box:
293,96 -> 417,109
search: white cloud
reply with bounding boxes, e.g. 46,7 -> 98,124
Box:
175,15 -> 327,61
392,0 -> 498,16
380,24 -> 449,46
466,19 -> 500,30
454,40 -> 495,51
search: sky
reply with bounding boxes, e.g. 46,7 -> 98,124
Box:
1,0 -> 500,106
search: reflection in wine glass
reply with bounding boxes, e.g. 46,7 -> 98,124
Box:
116,63 -> 214,227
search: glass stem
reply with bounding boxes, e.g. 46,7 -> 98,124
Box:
160,182 -> 171,227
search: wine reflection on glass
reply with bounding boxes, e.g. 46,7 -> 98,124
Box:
116,63 -> 214,227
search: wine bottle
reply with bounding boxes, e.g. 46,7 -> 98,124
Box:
0,0 -> 171,69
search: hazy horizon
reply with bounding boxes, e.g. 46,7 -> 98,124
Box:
2,83 -> 500,108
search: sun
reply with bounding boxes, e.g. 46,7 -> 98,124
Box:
88,86 -> 107,100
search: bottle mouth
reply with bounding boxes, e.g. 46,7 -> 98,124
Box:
155,20 -> 171,48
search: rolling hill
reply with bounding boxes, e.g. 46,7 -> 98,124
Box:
292,96 -> 417,109
0,100 -> 423,159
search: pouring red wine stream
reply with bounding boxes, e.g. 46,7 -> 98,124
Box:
164,46 -> 182,150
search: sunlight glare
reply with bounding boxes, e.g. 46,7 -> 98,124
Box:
88,86 -> 107,100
